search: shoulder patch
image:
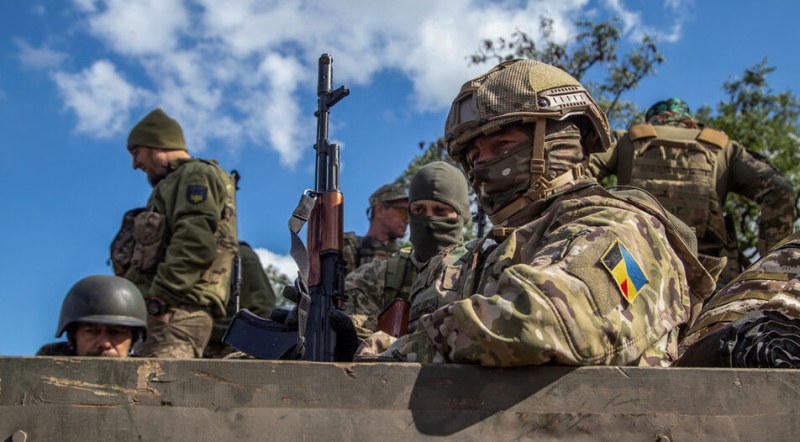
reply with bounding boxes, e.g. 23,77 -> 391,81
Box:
187,185 -> 208,204
600,240 -> 648,303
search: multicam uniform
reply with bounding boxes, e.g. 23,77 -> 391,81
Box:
349,161 -> 472,351
354,243 -> 471,356
380,183 -> 714,366
678,231 -> 800,368
124,158 -> 238,358
589,101 -> 796,285
368,60 -> 716,367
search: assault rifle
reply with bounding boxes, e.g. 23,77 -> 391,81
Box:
223,54 -> 350,361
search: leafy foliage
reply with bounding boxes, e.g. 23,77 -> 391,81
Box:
696,60 -> 800,257
470,17 -> 663,127
397,16 -> 664,237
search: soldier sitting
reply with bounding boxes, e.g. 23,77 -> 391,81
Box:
342,183 -> 409,274
346,161 -> 470,340
37,275 -> 148,357
367,60 -> 715,367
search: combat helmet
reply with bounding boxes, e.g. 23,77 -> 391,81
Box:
56,275 -> 148,342
444,59 -> 612,223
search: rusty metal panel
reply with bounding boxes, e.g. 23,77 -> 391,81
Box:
1,357 -> 799,441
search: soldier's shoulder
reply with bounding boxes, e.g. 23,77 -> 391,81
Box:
36,341 -> 74,356
348,256 -> 388,280
176,157 -> 227,179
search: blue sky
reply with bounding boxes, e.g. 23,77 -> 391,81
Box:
1,0 -> 798,356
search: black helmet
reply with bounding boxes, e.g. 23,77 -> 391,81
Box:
56,275 -> 148,342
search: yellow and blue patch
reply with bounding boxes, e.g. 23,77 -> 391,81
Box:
600,240 -> 648,303
187,185 -> 208,204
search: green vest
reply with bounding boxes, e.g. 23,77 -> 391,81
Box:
383,247 -> 416,304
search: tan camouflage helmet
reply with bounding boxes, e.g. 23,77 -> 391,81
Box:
444,59 -> 611,162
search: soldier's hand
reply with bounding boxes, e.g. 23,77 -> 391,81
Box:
329,308 -> 359,362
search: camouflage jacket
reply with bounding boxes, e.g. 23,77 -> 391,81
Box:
590,125 -> 796,258
124,158 -> 238,318
679,230 -> 800,358
342,232 -> 400,274
377,182 -> 715,367
345,248 -> 423,339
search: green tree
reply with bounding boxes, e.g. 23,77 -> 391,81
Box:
470,17 -> 663,127
398,16 -> 663,235
696,60 -> 800,258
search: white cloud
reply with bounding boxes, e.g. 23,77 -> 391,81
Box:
54,0 -> 684,165
15,39 -> 67,70
84,0 -> 189,55
603,0 -> 685,43
253,247 -> 299,280
53,60 -> 150,137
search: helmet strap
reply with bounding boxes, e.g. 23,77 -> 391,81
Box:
488,119 -> 586,224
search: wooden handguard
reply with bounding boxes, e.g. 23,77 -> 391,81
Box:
307,191 -> 344,286
377,298 -> 411,338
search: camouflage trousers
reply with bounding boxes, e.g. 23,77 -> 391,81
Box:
135,305 -> 213,358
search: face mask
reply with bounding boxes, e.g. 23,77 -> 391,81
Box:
468,138 -> 533,216
409,213 -> 464,262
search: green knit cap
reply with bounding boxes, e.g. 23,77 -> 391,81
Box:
127,108 -> 187,151
409,161 -> 470,222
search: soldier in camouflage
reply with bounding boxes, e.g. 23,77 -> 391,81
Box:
342,183 -> 409,274
589,97 -> 796,286
120,108 -> 238,358
346,161 -> 470,339
677,230 -> 800,368
37,275 -> 148,357
365,60 -> 715,367
204,241 -> 277,358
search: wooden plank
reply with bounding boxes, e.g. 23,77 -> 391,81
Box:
1,357 -> 798,441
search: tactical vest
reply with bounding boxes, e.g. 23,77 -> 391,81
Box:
383,248 -> 415,305
616,124 -> 728,245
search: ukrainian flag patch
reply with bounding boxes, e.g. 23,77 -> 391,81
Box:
600,240 -> 648,303
187,185 -> 208,204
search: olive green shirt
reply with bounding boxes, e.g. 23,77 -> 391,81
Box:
126,158 -> 238,318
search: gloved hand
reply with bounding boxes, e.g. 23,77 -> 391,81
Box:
329,308 -> 359,362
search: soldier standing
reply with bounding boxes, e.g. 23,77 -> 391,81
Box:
346,161 -> 470,339
342,183 -> 409,273
368,60 -> 715,367
37,275 -> 148,357
122,108 -> 238,358
589,97 -> 796,285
